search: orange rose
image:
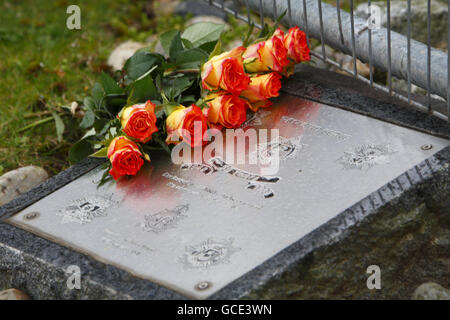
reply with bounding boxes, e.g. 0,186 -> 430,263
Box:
107,136 -> 144,180
165,104 -> 208,147
240,72 -> 282,111
120,100 -> 158,143
201,46 -> 250,95
203,92 -> 248,129
284,26 -> 310,63
243,28 -> 290,73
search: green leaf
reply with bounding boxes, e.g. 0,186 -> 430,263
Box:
181,38 -> 193,49
169,32 -> 184,60
91,147 -> 108,158
275,10 -> 287,24
208,39 -> 222,60
135,65 -> 158,81
83,96 -> 95,111
124,51 -> 163,80
52,112 -> 65,143
93,118 -> 109,135
175,48 -> 208,69
242,23 -> 255,47
104,94 -> 127,115
100,72 -> 122,95
200,40 -> 219,55
180,95 -> 196,104
164,103 -> 182,116
129,73 -> 159,103
81,127 -> 96,140
181,22 -> 225,47
68,138 -> 94,164
164,76 -> 194,100
154,134 -> 171,155
160,30 -> 179,55
97,166 -> 113,188
91,83 -> 104,108
267,11 -> 287,38
80,108 -> 95,129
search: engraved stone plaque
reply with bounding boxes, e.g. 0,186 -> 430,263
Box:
7,94 -> 449,299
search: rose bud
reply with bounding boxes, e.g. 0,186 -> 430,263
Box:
165,104 -> 208,147
240,72 -> 282,111
203,92 -> 248,129
243,28 -> 290,73
201,46 -> 250,96
107,136 -> 144,180
119,100 -> 158,143
284,26 -> 310,63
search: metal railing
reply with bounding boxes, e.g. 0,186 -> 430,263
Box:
204,0 -> 450,122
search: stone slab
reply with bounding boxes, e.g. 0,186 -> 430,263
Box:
2,93 -> 449,299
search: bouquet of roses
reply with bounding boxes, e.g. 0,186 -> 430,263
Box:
70,20 -> 309,182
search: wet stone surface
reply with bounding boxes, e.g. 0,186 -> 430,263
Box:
0,76 -> 449,299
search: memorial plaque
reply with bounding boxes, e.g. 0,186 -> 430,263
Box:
7,95 -> 449,299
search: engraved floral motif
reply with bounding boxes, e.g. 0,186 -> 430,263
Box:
180,238 -> 240,269
337,143 -> 397,170
56,194 -> 118,224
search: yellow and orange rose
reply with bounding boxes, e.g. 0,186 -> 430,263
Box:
284,26 -> 310,63
243,28 -> 290,73
240,72 -> 282,111
282,26 -> 310,77
203,92 -> 248,129
165,104 -> 208,147
107,136 -> 144,180
120,100 -> 158,143
201,46 -> 250,95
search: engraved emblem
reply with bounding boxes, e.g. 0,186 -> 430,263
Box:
252,136 -> 305,163
337,143 -> 397,170
140,204 -> 189,233
180,238 -> 240,269
57,194 -> 118,224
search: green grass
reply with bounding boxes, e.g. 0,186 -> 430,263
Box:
0,0 -> 189,176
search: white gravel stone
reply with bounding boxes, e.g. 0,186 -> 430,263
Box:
0,166 -> 48,206
186,15 -> 227,27
412,282 -> 450,300
107,41 -> 147,71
